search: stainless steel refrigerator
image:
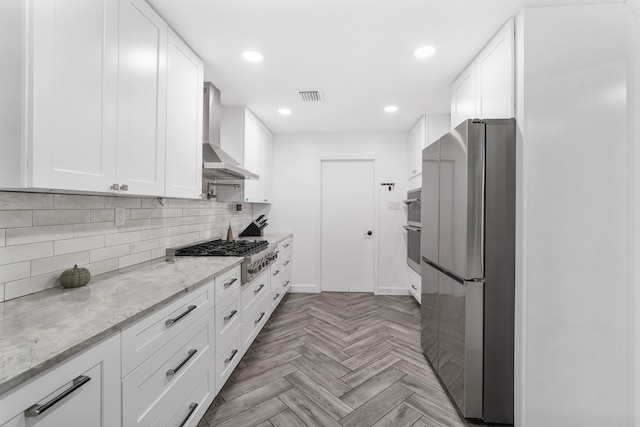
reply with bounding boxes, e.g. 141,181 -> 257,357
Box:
420,119 -> 515,424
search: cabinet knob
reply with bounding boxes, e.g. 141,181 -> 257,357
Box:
111,183 -> 119,190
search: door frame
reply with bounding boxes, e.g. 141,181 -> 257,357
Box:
318,157 -> 379,293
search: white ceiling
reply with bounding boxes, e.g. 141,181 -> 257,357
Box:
147,0 -> 623,134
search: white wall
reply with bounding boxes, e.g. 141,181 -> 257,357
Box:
515,4 -> 637,426
268,133 -> 408,294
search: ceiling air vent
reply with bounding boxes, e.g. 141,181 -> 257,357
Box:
298,90 -> 324,102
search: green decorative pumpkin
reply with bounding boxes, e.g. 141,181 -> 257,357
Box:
59,265 -> 91,288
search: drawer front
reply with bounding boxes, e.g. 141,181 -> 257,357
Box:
270,263 -> 282,291
214,266 -> 241,305
216,325 -> 242,392
278,238 -> 292,266
281,267 -> 291,293
215,292 -> 241,341
137,341 -> 213,427
162,368 -> 212,427
242,291 -> 270,351
121,283 -> 213,376
0,334 -> 120,427
122,310 -> 213,427
241,269 -> 269,312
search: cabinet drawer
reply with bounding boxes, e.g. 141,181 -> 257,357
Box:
214,266 -> 241,305
242,291 -> 270,351
163,368 -> 212,427
278,239 -> 292,266
216,325 -> 242,392
121,283 -> 213,376
0,334 -> 120,427
270,263 -> 282,291
122,310 -> 213,427
241,269 -> 269,312
215,292 -> 241,342
281,267 -> 291,293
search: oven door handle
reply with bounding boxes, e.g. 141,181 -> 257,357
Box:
403,225 -> 421,232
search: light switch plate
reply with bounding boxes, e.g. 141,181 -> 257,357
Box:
115,207 -> 126,226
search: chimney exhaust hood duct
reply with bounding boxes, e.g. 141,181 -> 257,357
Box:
202,82 -> 259,180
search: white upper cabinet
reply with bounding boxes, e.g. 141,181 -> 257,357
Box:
220,107 -> 273,203
0,0 -> 203,198
164,29 -> 204,199
451,18 -> 515,128
408,116 -> 427,178
117,0 -> 168,196
28,0 -> 119,192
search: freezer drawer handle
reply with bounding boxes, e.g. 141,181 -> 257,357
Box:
165,305 -> 197,327
25,375 -> 91,417
225,349 -> 238,364
254,284 -> 265,295
224,309 -> 238,322
255,312 -> 266,325
178,403 -> 198,427
223,277 -> 237,288
166,349 -> 197,377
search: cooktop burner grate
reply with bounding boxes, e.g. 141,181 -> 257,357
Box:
174,239 -> 268,257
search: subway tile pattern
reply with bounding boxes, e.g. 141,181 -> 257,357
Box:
0,192 -> 253,302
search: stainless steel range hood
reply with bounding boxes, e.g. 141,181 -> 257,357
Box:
202,82 -> 258,180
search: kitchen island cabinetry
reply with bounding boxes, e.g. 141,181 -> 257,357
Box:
0,0 -> 203,198
0,334 -> 121,427
220,107 -> 273,203
451,19 -> 514,128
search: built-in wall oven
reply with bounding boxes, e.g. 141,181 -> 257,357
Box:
404,188 -> 421,273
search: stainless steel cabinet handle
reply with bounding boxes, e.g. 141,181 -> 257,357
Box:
120,184 -> 128,191
225,349 -> 238,364
224,309 -> 237,322
283,280 -> 290,287
255,312 -> 265,324
284,243 -> 290,248
223,277 -> 237,288
273,293 -> 280,301
272,270 -> 280,276
178,403 -> 198,427
283,261 -> 290,266
411,285 -> 417,290
25,375 -> 91,417
165,305 -> 197,327
111,183 -> 119,190
166,349 -> 197,377
254,284 -> 264,295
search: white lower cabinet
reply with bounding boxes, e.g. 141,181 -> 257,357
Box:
0,334 -> 121,427
241,269 -> 271,351
408,266 -> 421,304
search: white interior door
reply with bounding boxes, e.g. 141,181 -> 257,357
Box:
321,159 -> 375,292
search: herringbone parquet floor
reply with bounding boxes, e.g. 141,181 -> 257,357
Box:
197,292 -> 467,427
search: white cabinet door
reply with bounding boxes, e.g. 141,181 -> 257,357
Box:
29,0 -> 118,193
451,64 -> 477,128
0,334 -> 121,427
243,110 -> 263,203
476,19 -> 515,120
164,29 -> 204,198
117,0 -> 167,196
408,116 -> 427,178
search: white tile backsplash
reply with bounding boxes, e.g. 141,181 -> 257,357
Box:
0,210 -> 33,228
6,225 -> 74,245
31,251 -> 90,276
33,209 -> 91,226
0,191 -> 253,301
0,261 -> 30,283
54,235 -> 105,256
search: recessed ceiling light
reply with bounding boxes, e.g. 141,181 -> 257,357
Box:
413,46 -> 436,59
384,105 -> 398,113
278,108 -> 292,115
243,50 -> 264,62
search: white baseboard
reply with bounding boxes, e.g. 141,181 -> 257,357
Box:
290,283 -> 320,293
376,286 -> 411,296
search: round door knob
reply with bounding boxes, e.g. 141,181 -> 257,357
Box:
366,231 -> 373,236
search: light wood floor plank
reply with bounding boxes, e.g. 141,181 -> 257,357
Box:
278,387 -> 343,427
340,367 -> 407,408
338,383 -> 413,427
290,355 -> 353,396
269,408 -> 307,427
371,403 -> 423,427
285,371 -> 354,420
215,396 -> 287,427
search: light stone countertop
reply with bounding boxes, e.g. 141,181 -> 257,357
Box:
0,256 -> 243,397
242,232 -> 292,246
